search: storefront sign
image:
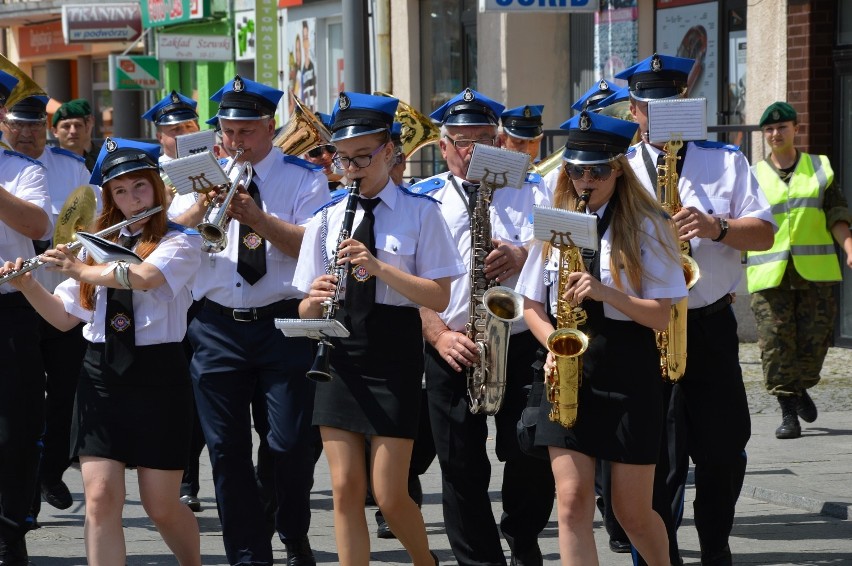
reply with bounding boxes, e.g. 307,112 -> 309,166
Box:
108,55 -> 161,90
479,0 -> 599,11
157,33 -> 233,61
254,0 -> 278,89
61,3 -> 143,43
18,21 -> 85,58
140,0 -> 214,28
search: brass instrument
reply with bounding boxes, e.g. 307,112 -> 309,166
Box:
465,177 -> 525,415
197,148 -> 252,253
306,179 -> 362,382
545,190 -> 592,428
0,206 -> 163,286
529,145 -> 565,177
374,92 -> 441,158
655,138 -> 700,383
1,54 -> 47,110
272,93 -> 332,156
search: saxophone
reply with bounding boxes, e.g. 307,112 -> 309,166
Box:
655,139 -> 700,383
545,190 -> 591,428
466,179 -> 525,415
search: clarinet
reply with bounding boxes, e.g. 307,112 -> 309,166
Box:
306,179 -> 361,382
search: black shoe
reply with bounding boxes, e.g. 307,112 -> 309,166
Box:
179,495 -> 202,513
797,390 -> 818,423
41,480 -> 73,510
701,544 -> 732,566
775,396 -> 801,439
509,542 -> 543,566
284,536 -> 316,566
375,513 -> 395,539
0,538 -> 29,566
609,538 -> 632,553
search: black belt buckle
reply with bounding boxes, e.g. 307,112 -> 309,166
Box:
231,308 -> 257,322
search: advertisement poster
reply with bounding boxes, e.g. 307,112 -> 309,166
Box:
595,0 -> 639,84
656,1 -> 719,127
285,17 -> 318,114
234,9 -> 255,62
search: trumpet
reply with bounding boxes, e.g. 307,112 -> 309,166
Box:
0,207 -> 163,286
197,148 -> 253,253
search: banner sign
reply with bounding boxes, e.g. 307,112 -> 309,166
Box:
62,3 -> 143,44
479,0 -> 599,11
254,0 -> 279,89
108,55 -> 161,90
157,34 -> 233,61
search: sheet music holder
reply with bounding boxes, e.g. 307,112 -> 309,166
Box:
160,151 -> 229,196
176,130 -> 217,158
466,144 -> 530,189
648,98 -> 707,144
75,232 -> 144,264
275,318 -> 351,340
532,206 -> 598,251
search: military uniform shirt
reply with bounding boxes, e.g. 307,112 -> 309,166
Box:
627,141 -> 775,307
54,227 -> 202,344
191,148 -> 329,307
294,179 -> 466,305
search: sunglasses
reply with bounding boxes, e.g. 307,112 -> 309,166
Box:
565,164 -> 614,182
307,144 -> 336,158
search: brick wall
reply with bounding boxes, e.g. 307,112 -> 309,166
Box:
787,0 -> 837,153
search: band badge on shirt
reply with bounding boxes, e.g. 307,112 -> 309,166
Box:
242,232 -> 263,250
110,313 -> 132,332
351,264 -> 373,283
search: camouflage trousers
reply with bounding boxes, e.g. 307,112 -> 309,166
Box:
750,285 -> 836,396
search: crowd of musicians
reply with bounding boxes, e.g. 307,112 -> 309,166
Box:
2,49 -> 850,566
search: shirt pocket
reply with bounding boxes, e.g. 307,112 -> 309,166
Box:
376,232 -> 416,270
707,198 -> 731,219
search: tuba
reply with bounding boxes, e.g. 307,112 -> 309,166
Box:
545,190 -> 591,428
374,92 -> 441,158
465,177 -> 525,415
1,54 -> 47,111
655,138 -> 700,383
273,93 -> 333,156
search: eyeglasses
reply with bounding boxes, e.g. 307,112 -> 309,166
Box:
3,120 -> 46,133
307,144 -> 336,158
443,135 -> 496,150
332,143 -> 387,170
565,164 -> 614,182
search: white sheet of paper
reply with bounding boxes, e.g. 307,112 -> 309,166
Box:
648,97 -> 707,144
75,232 -> 144,265
160,152 -> 229,195
274,318 -> 351,339
532,206 -> 598,251
176,130 -> 217,158
466,144 -> 530,189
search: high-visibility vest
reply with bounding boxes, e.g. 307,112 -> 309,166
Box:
746,153 -> 841,293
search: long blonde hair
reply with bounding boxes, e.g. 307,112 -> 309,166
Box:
547,156 -> 679,294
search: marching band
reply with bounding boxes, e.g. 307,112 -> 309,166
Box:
0,52 -> 778,566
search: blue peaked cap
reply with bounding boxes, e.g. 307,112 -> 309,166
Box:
6,95 -> 49,122
572,79 -> 617,112
501,105 -> 543,139
330,92 -> 399,142
390,122 -> 402,142
316,112 -> 333,130
430,88 -> 504,127
598,86 -> 630,109
90,137 -> 160,186
212,75 -> 283,120
142,90 -> 198,126
559,111 -> 638,165
615,53 -> 694,101
0,70 -> 18,106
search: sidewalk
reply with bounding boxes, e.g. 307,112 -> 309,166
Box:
25,346 -> 852,565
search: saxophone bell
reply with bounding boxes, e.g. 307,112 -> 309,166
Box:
546,328 -> 589,428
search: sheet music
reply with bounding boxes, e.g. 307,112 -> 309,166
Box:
176,130 -> 217,158
75,232 -> 144,264
648,97 -> 707,143
532,206 -> 598,251
274,318 -> 351,339
160,151 -> 229,195
466,144 -> 530,190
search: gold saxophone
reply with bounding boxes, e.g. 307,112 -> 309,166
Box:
545,190 -> 591,428
655,138 -> 700,383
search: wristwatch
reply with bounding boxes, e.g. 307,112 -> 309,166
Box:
712,217 -> 729,242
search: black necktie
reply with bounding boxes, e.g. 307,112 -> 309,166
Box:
105,234 -> 139,376
237,177 -> 267,285
345,197 -> 381,327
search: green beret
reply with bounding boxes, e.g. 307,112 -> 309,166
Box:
52,98 -> 92,127
759,101 -> 797,128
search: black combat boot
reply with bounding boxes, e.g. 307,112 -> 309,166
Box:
775,396 -> 801,439
796,389 -> 818,423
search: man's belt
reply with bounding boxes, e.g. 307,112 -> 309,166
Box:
203,298 -> 298,322
687,293 -> 733,321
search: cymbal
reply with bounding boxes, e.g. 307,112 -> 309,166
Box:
53,184 -> 97,245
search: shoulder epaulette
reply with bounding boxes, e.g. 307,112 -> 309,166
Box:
49,146 -> 86,163
525,172 -> 542,185
312,191 -> 347,215
408,177 -> 445,195
218,157 -> 230,167
3,149 -> 42,166
625,144 -> 640,158
328,187 -> 348,200
400,185 -> 441,204
167,221 -> 201,236
693,140 -> 740,152
281,153 -> 323,171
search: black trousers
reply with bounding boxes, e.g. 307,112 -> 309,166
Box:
425,330 -> 555,566
0,298 -> 45,543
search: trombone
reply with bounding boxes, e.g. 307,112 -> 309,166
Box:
196,148 -> 253,253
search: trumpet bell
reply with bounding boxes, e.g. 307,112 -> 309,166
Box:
374,92 -> 441,158
1,53 -> 47,110
273,93 -> 332,156
53,185 -> 97,246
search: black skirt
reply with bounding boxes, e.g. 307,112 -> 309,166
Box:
535,318 -> 664,464
72,342 -> 192,470
312,304 -> 424,438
